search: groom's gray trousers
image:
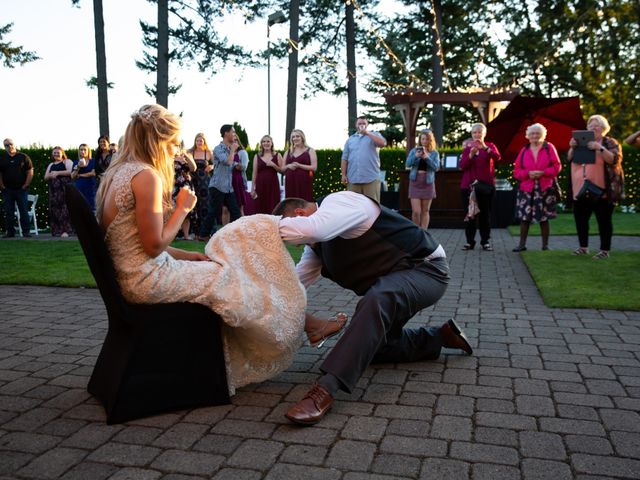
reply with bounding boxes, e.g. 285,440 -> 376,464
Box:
320,256 -> 450,393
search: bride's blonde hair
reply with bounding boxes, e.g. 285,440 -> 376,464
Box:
97,104 -> 180,218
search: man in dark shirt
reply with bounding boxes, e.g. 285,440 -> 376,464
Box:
0,139 -> 34,238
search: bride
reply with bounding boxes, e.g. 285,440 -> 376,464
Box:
96,105 -> 314,395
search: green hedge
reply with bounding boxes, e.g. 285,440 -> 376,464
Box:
2,145 -> 637,232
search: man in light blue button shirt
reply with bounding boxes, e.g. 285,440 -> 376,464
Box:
341,117 -> 387,202
198,124 -> 241,239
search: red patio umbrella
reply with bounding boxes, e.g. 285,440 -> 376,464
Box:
486,96 -> 586,162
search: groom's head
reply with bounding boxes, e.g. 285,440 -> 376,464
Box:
273,198 -> 317,218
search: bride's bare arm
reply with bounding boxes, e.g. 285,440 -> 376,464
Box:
166,246 -> 210,261
132,169 -> 196,257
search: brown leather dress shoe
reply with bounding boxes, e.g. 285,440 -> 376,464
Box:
440,319 -> 473,355
285,383 -> 333,425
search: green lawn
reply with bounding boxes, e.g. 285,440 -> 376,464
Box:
520,250 -> 640,311
507,212 -> 640,236
0,239 -> 304,288
3,238 -> 638,311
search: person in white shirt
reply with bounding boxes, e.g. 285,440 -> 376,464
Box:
275,191 -> 473,425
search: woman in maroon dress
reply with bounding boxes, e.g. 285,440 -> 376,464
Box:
187,133 -> 213,237
250,135 -> 282,214
283,129 -> 317,201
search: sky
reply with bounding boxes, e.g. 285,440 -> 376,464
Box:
1,0 -> 403,151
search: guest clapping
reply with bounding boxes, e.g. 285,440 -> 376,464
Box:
251,135 -> 282,214
512,124 -> 561,251
283,129 -> 317,202
405,129 -> 439,230
72,143 -> 97,212
459,123 -> 502,251
567,114 -> 622,259
44,146 -> 74,237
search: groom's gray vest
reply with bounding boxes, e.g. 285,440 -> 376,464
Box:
312,198 -> 439,296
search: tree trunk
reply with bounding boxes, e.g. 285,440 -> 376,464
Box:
92,0 -> 109,136
345,2 -> 357,135
156,0 -> 169,107
285,0 -> 300,147
430,0 -> 443,145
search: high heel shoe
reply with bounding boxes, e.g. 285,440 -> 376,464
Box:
306,313 -> 348,348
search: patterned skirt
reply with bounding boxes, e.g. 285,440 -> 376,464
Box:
516,181 -> 558,223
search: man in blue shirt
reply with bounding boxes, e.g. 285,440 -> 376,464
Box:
341,117 -> 387,202
198,125 -> 241,240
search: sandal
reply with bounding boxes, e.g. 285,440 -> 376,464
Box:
592,250 -> 609,260
481,244 -> 493,251
306,313 -> 348,348
461,244 -> 475,251
573,247 -> 589,255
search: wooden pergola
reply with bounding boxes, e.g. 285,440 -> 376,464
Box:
383,88 -> 520,149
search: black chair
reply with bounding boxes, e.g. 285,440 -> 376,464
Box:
64,184 -> 230,424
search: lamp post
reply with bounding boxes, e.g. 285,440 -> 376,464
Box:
267,11 -> 286,135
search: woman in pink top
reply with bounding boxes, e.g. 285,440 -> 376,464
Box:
567,115 -> 622,259
459,123 -> 502,251
512,124 -> 562,252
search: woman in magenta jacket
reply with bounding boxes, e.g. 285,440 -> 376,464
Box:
459,123 -> 502,251
512,123 -> 562,251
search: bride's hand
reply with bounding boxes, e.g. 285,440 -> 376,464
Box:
175,186 -> 197,212
187,251 -> 210,261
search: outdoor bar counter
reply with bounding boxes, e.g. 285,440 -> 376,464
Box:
391,170 -> 516,229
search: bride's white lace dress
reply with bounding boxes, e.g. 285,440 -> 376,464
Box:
104,161 -> 306,394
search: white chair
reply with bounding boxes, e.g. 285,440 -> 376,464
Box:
379,170 -> 388,192
15,194 -> 39,236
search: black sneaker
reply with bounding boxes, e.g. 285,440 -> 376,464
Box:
2,233 -> 15,238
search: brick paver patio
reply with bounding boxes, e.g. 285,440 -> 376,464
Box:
1,228 -> 639,479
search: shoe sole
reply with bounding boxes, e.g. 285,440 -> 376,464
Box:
447,319 -> 473,355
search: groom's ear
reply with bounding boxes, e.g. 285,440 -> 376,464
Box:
293,207 -> 307,217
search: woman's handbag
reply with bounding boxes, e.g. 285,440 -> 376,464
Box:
472,179 -> 494,195
576,179 -> 604,203
544,178 -> 563,204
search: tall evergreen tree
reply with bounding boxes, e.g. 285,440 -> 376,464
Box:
137,0 -> 272,106
0,23 -> 39,68
496,0 -> 639,138
363,0 -> 498,145
72,0 -> 110,136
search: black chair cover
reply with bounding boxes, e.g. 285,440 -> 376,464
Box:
65,184 -> 230,424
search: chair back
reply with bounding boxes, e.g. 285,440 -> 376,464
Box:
64,184 -> 127,318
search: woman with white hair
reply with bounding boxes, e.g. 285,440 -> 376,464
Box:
567,114 -> 623,259
512,123 -> 562,251
459,123 -> 502,251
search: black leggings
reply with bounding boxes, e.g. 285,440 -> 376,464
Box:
461,188 -> 494,246
573,198 -> 614,251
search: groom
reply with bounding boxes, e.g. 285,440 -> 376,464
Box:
275,191 -> 472,425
